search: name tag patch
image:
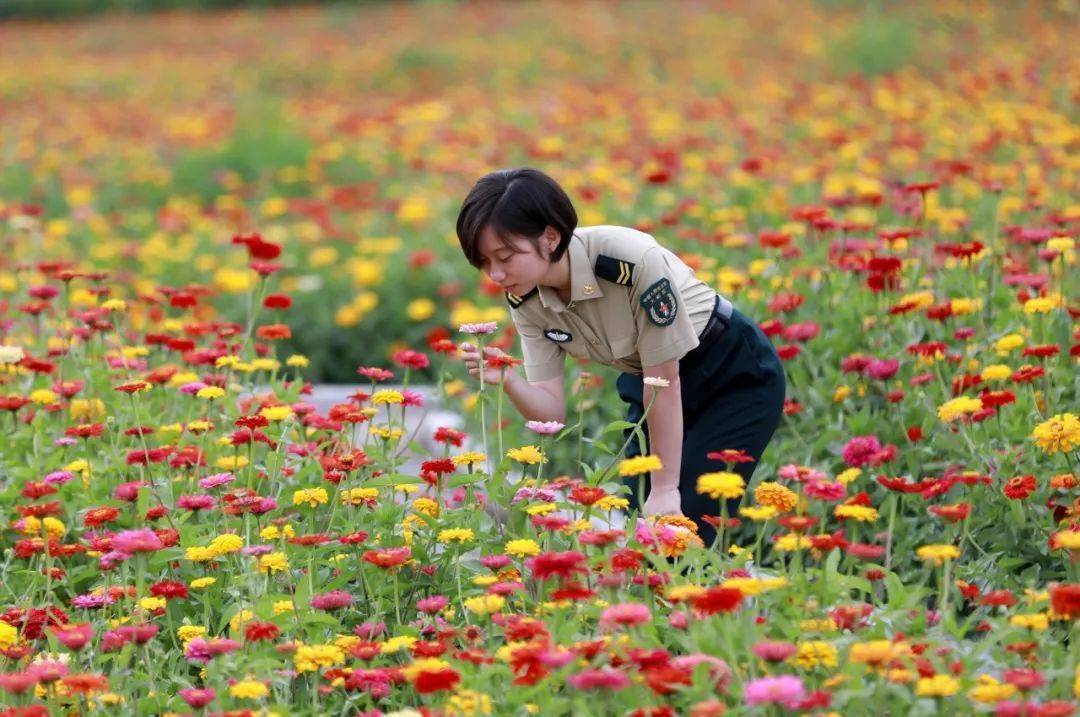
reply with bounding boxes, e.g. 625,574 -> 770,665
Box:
640,278 -> 678,326
544,328 -> 573,343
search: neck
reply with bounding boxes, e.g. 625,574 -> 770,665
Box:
540,252 -> 571,297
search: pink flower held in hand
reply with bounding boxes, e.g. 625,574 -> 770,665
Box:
458,322 -> 498,335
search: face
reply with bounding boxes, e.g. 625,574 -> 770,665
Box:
476,225 -> 557,294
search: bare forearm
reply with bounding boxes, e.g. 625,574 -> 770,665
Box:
504,371 -> 566,423
644,377 -> 683,491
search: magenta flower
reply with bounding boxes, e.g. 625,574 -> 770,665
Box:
179,687 -> 216,708
177,494 -> 215,512
416,595 -> 449,614
751,640 -> 798,662
805,479 -> 846,502
567,668 -> 630,691
744,675 -> 805,708
43,470 -> 75,486
310,590 -> 353,611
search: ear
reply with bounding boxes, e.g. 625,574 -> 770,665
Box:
545,226 -> 559,253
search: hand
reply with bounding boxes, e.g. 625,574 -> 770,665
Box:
643,485 -> 683,516
459,343 -> 515,386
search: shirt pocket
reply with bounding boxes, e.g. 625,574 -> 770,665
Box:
608,334 -> 637,360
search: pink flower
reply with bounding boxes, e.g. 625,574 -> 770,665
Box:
310,590 -> 353,611
43,470 -> 75,486
752,641 -> 797,662
846,543 -> 886,561
525,420 -> 565,435
416,595 -> 449,614
805,480 -> 846,502
567,668 -> 630,691
179,381 -> 208,395
840,435 -> 900,468
671,654 -> 731,692
598,602 -> 652,630
177,495 -> 215,512
744,675 -> 805,708
458,322 -> 498,335
110,528 -> 163,553
179,687 -> 216,708
864,358 -> 900,380
199,472 -> 235,490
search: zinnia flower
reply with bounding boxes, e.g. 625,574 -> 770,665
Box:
1030,413 -> 1080,454
743,675 -> 805,708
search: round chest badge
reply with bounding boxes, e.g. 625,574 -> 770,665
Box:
640,278 -> 678,326
544,328 -> 572,343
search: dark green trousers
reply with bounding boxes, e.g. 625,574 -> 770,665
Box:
617,302 -> 786,546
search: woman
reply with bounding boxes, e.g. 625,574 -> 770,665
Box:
455,167 -> 785,543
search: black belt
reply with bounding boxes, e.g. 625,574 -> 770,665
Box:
697,294 -> 733,342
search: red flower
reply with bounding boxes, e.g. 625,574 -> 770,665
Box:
706,449 -> 754,464
262,293 -> 293,310
1003,475 -> 1037,500
978,590 -> 1017,608
392,349 -> 430,370
569,485 -> 607,506
243,621 -> 280,642
231,233 -> 281,260
928,503 -> 970,523
1050,583 -> 1080,618
690,587 -> 743,615
362,547 -> 412,569
525,551 -> 588,581
413,666 -> 460,694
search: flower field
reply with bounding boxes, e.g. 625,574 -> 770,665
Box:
1,1 -> 1078,715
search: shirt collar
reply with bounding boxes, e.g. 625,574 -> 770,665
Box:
538,233 -> 605,312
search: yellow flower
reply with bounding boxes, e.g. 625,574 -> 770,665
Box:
412,497 -> 439,517
380,635 -> 418,654
189,577 -> 216,589
936,396 -> 982,422
208,533 -> 244,557
1023,296 -> 1058,314
196,386 -> 226,400
464,594 -> 506,616
438,528 -> 475,544
1030,413 -> 1080,454
216,455 -> 248,470
618,455 -> 663,476
29,389 -> 58,405
738,505 -> 778,521
371,390 -> 404,405
834,504 -> 879,522
260,524 -> 295,540
848,640 -> 908,666
70,399 -> 105,421
832,385 -> 852,402
774,533 -> 812,552
286,354 -> 309,368
696,472 -> 745,500
836,467 -> 862,485
594,496 -> 629,511
506,445 -> 545,464
666,584 -> 706,602
916,544 -> 960,565
228,680 -> 268,699
791,641 -> 838,669
177,625 -> 207,643
916,674 -> 960,698
980,364 -> 1012,381
1009,613 -> 1049,631
505,539 -> 541,558
446,689 -> 493,717
294,644 -> 345,673
139,597 -> 166,612
452,452 -> 487,468
293,487 -> 329,508
273,601 -> 294,616
341,487 -> 379,506
260,405 -> 293,421
185,546 -> 216,563
402,658 -> 452,682
968,675 -> 1017,704
259,552 -> 289,574
406,298 -> 437,321
0,622 -> 19,649
753,482 -> 797,512
995,334 -> 1024,355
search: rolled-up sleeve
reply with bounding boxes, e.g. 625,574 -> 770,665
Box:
631,248 -> 700,367
514,312 -> 566,382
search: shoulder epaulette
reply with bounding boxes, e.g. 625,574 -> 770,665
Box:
505,286 -> 539,309
594,254 -> 635,286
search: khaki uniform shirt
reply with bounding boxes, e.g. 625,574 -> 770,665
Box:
507,225 -> 729,382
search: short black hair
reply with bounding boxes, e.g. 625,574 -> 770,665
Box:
456,167 -> 577,270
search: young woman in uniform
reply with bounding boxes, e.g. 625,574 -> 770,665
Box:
455,167 -> 786,543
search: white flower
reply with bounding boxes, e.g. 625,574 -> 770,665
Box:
0,345 -> 25,365
525,420 -> 565,435
643,376 -> 670,388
